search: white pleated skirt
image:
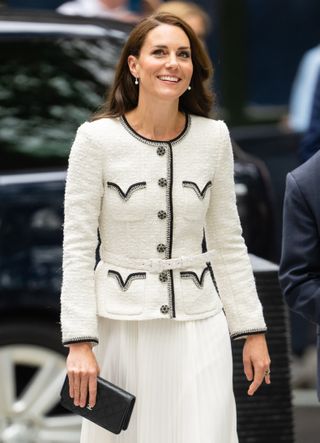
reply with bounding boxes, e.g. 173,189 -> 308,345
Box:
80,311 -> 238,443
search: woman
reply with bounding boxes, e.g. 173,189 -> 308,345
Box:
61,13 -> 271,443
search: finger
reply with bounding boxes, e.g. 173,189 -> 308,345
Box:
243,358 -> 253,382
68,371 -> 74,398
79,374 -> 89,408
88,374 -> 98,408
247,368 -> 265,396
264,373 -> 271,384
264,366 -> 271,385
73,372 -> 81,406
248,378 -> 261,396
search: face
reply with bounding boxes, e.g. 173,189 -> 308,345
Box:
128,24 -> 193,103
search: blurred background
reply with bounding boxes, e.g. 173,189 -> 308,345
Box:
0,0 -> 319,442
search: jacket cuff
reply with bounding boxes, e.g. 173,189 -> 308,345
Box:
63,337 -> 99,347
231,328 -> 267,340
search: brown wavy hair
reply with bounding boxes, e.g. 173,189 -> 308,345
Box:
91,13 -> 214,120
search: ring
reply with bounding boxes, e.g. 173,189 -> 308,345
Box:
265,368 -> 271,376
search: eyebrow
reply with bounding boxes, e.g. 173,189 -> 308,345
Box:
152,45 -> 191,50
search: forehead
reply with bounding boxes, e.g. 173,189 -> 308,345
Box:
143,24 -> 190,48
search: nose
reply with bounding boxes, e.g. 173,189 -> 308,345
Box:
165,52 -> 178,68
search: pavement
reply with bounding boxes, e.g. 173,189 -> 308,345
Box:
293,389 -> 319,443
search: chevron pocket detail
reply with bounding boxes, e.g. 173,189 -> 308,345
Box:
180,266 -> 210,288
182,180 -> 212,200
108,270 -> 146,291
107,181 -> 146,201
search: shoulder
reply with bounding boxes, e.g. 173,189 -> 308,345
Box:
76,117 -> 120,143
57,0 -> 93,15
299,45 -> 320,68
69,117 -> 120,159
291,151 -> 320,184
306,45 -> 320,60
189,116 -> 232,166
286,152 -> 320,206
79,116 -> 119,133
57,1 -> 79,14
190,115 -> 229,137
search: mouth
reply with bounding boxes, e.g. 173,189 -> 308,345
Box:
157,75 -> 181,83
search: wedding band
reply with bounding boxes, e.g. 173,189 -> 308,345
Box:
265,369 -> 271,376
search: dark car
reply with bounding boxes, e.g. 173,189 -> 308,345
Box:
0,10 -> 275,442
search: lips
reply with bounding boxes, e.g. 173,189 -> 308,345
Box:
157,75 -> 181,83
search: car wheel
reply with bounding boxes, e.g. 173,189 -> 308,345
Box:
0,321 -> 81,443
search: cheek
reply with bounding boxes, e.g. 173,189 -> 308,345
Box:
140,59 -> 161,76
185,64 -> 193,81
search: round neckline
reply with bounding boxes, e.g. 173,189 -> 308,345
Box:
120,113 -> 191,145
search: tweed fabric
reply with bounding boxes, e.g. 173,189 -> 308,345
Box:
60,115 -> 266,344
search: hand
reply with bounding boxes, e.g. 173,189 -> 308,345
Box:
66,342 -> 100,408
243,333 -> 271,396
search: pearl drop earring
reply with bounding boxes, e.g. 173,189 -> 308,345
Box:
135,77 -> 139,85
187,85 -> 191,91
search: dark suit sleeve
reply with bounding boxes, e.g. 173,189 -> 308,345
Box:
299,71 -> 320,162
279,172 -> 320,324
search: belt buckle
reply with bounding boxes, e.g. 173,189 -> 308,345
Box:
167,257 -> 183,271
160,259 -> 167,272
160,258 -> 170,272
149,258 -> 160,273
163,258 -> 174,271
173,256 -> 184,270
175,257 -> 183,270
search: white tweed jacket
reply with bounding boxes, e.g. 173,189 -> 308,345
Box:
60,114 -> 267,345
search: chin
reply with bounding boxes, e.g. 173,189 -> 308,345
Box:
156,88 -> 185,101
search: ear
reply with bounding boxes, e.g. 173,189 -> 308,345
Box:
128,55 -> 139,78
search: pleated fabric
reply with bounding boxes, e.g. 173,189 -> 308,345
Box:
80,311 -> 238,443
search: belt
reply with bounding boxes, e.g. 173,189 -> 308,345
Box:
101,250 -> 216,273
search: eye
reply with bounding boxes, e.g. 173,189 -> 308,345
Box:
152,49 -> 166,56
178,50 -> 191,59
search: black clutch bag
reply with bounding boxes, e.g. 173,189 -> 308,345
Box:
60,375 -> 136,434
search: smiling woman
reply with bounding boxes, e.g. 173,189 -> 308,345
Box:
93,12 -> 214,121
125,23 -> 194,138
61,12 -> 270,443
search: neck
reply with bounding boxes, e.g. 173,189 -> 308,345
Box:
125,98 -> 185,141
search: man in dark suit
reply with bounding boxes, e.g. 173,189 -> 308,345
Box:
300,72 -> 320,162
279,151 -> 320,399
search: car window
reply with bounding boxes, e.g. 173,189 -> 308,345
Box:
0,36 -> 121,170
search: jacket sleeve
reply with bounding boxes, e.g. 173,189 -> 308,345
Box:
279,172 -> 320,325
60,122 -> 104,346
205,121 -> 267,339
